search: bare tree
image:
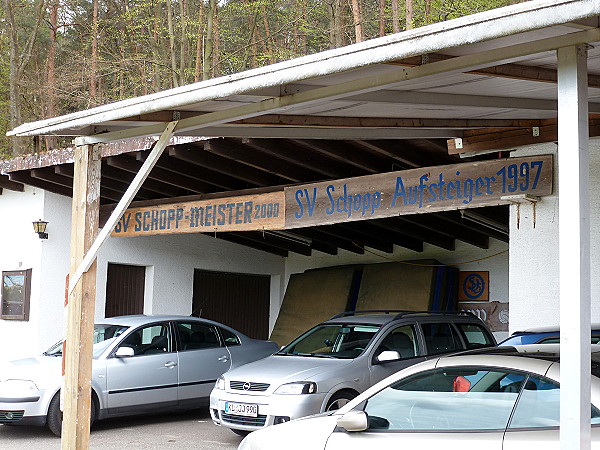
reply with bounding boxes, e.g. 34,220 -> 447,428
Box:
349,0 -> 364,42
203,0 -> 217,80
391,0 -> 400,32
4,0 -> 46,155
406,0 -> 413,29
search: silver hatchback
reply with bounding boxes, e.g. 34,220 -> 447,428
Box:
210,311 -> 495,435
0,315 -> 278,435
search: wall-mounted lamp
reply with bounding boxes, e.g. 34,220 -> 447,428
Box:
32,219 -> 48,239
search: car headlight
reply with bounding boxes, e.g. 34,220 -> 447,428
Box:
274,381 -> 317,395
215,376 -> 225,390
0,379 -> 40,399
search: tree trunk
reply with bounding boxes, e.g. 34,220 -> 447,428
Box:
166,0 -> 179,87
194,0 -> 205,82
405,0 -> 413,29
45,0 -> 59,151
391,0 -> 400,33
213,6 -> 220,76
152,3 -> 161,91
424,0 -> 431,23
203,0 -> 217,80
378,0 -> 386,36
179,0 -> 188,86
329,0 -> 345,48
261,4 -> 275,64
4,0 -> 46,156
90,0 -> 99,103
349,0 -> 363,43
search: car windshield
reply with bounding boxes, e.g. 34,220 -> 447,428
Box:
277,323 -> 380,359
44,324 -> 130,359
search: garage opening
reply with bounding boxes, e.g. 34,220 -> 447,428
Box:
192,270 -> 270,339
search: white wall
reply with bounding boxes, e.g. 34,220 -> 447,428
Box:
509,141 -> 600,332
0,186 -> 65,361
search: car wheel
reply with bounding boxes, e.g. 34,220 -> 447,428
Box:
231,428 -> 250,437
47,392 -> 98,437
326,391 -> 357,411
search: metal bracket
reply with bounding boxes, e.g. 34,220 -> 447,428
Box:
501,194 -> 541,229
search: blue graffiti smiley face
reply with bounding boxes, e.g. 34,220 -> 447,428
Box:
463,273 -> 485,300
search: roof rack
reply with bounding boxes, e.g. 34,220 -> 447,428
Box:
330,310 -> 476,321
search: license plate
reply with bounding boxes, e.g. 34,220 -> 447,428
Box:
225,401 -> 258,417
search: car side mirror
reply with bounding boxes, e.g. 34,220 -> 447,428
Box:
115,346 -> 135,358
375,350 -> 401,364
336,410 -> 368,432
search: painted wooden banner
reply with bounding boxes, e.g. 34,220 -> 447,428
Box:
112,155 -> 552,237
285,155 -> 553,228
111,191 -> 285,237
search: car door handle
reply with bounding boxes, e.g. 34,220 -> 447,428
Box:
218,355 -> 229,362
164,361 -> 177,368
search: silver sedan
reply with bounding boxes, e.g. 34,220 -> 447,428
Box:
0,315 -> 278,436
239,344 -> 600,449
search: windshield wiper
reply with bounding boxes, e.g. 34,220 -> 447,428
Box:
288,352 -> 336,358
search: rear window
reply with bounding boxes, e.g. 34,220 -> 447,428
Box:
457,323 -> 495,349
421,323 -> 462,355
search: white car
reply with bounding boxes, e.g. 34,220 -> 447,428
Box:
210,310 -> 495,435
0,315 -> 277,436
238,344 -> 600,449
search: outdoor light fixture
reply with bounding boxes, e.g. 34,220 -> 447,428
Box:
32,219 -> 48,239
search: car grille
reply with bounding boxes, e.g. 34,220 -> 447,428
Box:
229,380 -> 270,392
221,412 -> 267,427
0,410 -> 25,423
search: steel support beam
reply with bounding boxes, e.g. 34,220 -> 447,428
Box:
558,44 -> 591,450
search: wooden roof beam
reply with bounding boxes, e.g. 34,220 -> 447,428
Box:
212,232 -> 289,257
377,217 -> 456,251
241,138 -> 353,179
106,155 -> 211,193
55,165 -> 156,201
8,171 -> 73,198
289,228 -> 364,255
100,163 -> 185,197
0,174 -> 24,192
136,151 -> 248,191
168,145 -> 285,186
448,116 -> 600,154
204,139 -> 316,183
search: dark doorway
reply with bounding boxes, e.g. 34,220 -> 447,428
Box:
105,263 -> 145,317
193,270 -> 270,339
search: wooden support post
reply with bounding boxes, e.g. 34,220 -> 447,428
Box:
61,144 -> 101,449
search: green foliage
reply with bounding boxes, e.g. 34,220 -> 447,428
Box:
0,0 -> 526,156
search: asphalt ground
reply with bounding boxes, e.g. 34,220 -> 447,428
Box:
0,408 -> 244,449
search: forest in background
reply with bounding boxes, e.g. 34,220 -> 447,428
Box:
0,0 -> 521,159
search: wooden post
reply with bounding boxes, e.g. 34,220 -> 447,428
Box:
61,144 -> 101,449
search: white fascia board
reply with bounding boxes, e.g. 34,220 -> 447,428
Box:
8,0 -> 600,138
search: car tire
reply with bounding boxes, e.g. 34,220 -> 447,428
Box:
326,391 -> 357,411
47,391 -> 97,437
231,428 -> 250,437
